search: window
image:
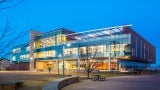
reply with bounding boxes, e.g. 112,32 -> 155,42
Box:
36,50 -> 55,58
88,45 -> 106,53
64,48 -> 78,55
123,44 -> 131,56
12,56 -> 16,61
80,47 -> 86,54
61,34 -> 66,43
88,46 -> 97,53
111,44 -> 120,52
20,54 -> 29,60
41,37 -> 55,48
26,46 -> 30,51
56,34 -> 61,45
12,48 -> 21,53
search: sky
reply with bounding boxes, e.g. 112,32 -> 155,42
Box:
1,0 -> 160,65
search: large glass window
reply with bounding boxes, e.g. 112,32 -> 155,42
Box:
123,44 -> 131,56
36,50 -> 55,58
88,45 -> 106,53
80,47 -> 87,54
64,48 -> 78,55
88,46 -> 97,53
110,44 -> 120,56
111,44 -> 120,52
12,48 -> 21,53
61,34 -> 66,43
26,46 -> 30,51
35,39 -> 41,49
12,56 -> 16,61
56,34 -> 66,45
97,45 -> 106,52
20,54 -> 29,60
41,37 -> 55,48
80,45 -> 106,55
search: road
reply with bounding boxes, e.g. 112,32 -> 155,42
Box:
62,74 -> 160,90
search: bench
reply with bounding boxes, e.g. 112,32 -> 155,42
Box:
91,74 -> 106,81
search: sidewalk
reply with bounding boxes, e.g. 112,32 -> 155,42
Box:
62,74 -> 160,90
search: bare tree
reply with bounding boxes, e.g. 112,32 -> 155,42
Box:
0,0 -> 24,11
80,45 -> 104,78
0,19 -> 35,59
0,0 -> 33,60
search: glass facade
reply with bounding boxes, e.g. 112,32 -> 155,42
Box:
10,25 -> 156,71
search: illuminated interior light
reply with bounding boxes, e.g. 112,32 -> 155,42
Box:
75,36 -> 81,40
102,31 -> 110,34
122,44 -> 127,45
59,54 -> 61,57
88,34 -> 95,37
66,43 -> 71,47
96,32 -> 103,36
112,29 -> 120,32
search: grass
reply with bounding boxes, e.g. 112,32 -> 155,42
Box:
0,71 -> 62,90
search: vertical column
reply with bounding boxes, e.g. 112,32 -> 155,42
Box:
119,61 -> 121,71
62,44 -> 65,78
30,30 -> 41,71
56,59 -> 58,73
108,45 -> 111,72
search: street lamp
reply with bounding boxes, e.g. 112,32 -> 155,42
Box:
57,54 -> 61,75
77,43 -> 80,76
108,43 -> 111,72
62,44 -> 65,78
61,43 -> 71,78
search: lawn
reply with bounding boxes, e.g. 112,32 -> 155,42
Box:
0,71 -> 61,90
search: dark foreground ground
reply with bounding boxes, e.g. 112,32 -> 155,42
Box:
62,74 -> 160,90
0,71 -> 60,90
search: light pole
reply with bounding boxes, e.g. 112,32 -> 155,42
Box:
108,44 -> 111,72
77,43 -> 80,76
61,43 -> 71,78
57,54 -> 61,75
62,44 -> 65,78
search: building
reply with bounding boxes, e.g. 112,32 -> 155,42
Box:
0,58 -> 10,70
10,25 -> 156,72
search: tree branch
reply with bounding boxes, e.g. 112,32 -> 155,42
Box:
0,0 -> 24,11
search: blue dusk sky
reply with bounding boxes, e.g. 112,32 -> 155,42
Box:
1,0 -> 160,65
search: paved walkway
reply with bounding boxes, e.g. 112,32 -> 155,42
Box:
62,74 -> 160,90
